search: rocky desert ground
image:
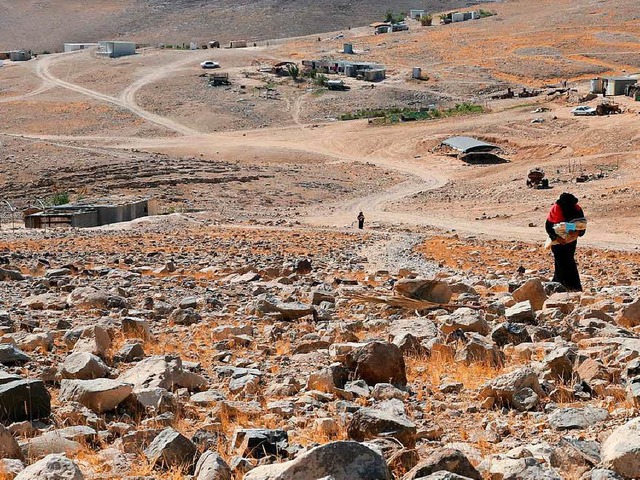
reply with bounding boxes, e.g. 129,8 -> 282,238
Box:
1,0 -> 640,479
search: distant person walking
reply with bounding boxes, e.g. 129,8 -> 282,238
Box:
357,212 -> 365,230
545,193 -> 586,291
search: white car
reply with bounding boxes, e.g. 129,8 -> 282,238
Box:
571,105 -> 596,116
200,61 -> 220,69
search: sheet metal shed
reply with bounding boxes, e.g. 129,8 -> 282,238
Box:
441,136 -> 499,153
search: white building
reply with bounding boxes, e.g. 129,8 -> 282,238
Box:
97,41 -> 136,58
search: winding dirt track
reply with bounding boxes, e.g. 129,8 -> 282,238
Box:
34,53 -> 200,136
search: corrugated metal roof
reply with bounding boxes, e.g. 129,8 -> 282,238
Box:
441,136 -> 498,153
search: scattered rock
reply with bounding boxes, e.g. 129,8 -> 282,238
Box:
14,454 -> 83,480
347,407 -> 417,447
244,441 -> 392,480
59,379 -> 133,413
0,380 -> 50,423
144,427 -> 197,470
349,341 -> 407,387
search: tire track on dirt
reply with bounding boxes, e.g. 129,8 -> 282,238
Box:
34,54 -> 200,136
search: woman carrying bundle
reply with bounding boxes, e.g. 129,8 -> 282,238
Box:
545,192 -> 586,292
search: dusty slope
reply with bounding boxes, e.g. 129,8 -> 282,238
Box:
0,0 -> 469,52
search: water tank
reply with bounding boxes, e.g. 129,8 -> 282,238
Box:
412,67 -> 422,79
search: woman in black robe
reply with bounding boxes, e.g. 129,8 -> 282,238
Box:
545,193 -> 586,292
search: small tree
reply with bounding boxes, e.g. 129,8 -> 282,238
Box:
287,63 -> 300,81
421,14 -> 433,26
385,9 -> 394,22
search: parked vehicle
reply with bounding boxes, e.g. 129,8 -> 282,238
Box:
596,101 -> 622,116
326,80 -> 350,91
200,61 -> 220,69
571,105 -> 596,116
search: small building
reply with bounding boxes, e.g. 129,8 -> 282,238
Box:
342,61 -> 384,79
229,40 -> 247,49
24,198 -> 156,229
0,50 -> 32,61
302,59 -> 341,74
303,59 -> 385,81
410,9 -> 426,19
97,41 -> 136,58
603,76 -> 638,96
363,69 -> 386,82
64,43 -> 98,53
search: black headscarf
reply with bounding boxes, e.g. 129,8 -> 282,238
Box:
556,192 -> 580,220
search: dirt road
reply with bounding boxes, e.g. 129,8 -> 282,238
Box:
34,52 -> 200,135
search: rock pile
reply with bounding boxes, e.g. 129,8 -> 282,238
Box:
0,226 -> 639,479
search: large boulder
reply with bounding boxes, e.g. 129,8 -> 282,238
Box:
454,333 -> 504,367
394,278 -> 453,304
243,441 -> 392,480
484,455 -> 561,480
121,317 -> 153,340
616,299 -> 640,328
14,454 -> 83,480
602,417 -> 640,478
0,380 -> 50,424
118,355 -> 206,393
548,407 -> 609,430
230,429 -> 289,459
254,295 -> 315,321
350,341 -> 407,387
67,287 -> 127,310
71,326 -> 111,358
505,301 -> 535,324
0,268 -> 24,281
59,379 -> 132,413
144,428 -> 197,470
194,450 -> 232,480
512,278 -> 547,311
440,308 -> 490,336
0,345 -> 29,366
60,353 -> 109,380
478,367 -> 544,410
404,448 -> 481,480
23,431 -> 83,459
347,407 -> 416,447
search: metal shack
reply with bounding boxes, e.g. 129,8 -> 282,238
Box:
97,41 -> 136,58
603,76 -> 638,96
25,198 -> 156,229
229,41 -> 247,48
441,136 -> 499,153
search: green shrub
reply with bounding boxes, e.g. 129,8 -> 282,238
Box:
48,191 -> 70,206
420,15 -> 433,26
340,104 -> 483,123
314,74 -> 328,86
